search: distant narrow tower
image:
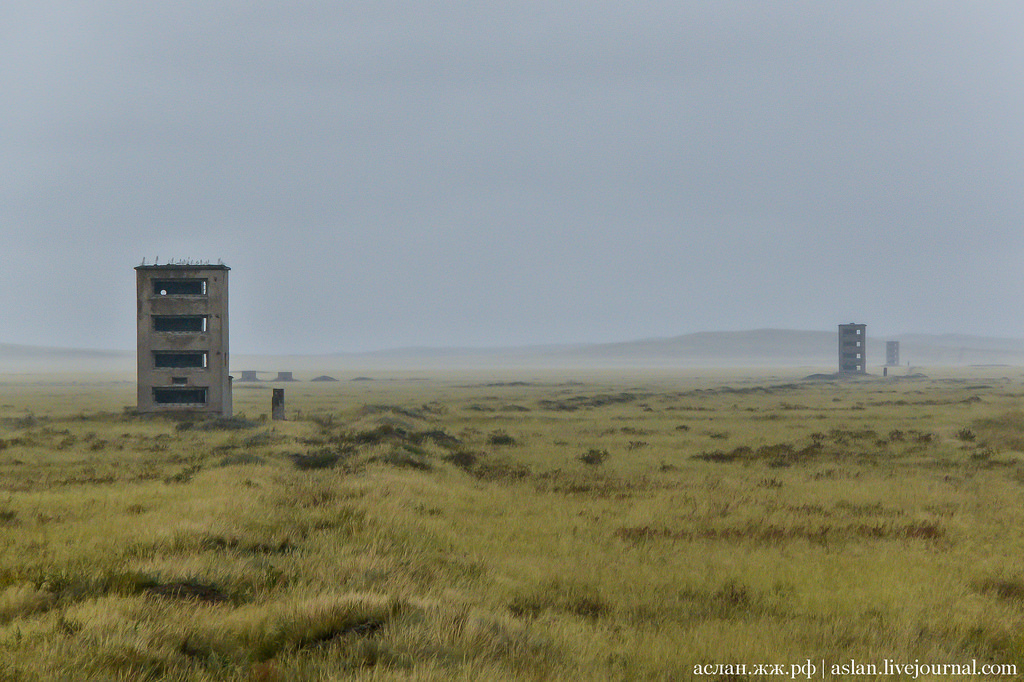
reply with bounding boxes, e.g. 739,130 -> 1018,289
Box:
838,323 -> 867,374
136,263 -> 232,415
885,341 -> 900,367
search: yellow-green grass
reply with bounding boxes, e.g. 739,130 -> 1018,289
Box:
1,366 -> 1024,680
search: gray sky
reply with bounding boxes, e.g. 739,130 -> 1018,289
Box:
3,1 -> 1023,354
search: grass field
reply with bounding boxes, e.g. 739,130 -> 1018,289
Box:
2,365 -> 1024,680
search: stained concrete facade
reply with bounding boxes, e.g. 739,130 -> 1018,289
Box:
838,323 -> 867,374
136,264 -> 232,415
272,388 -> 286,420
886,341 -> 900,367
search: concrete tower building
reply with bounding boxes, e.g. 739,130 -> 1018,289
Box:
136,263 -> 231,415
838,323 -> 867,374
886,341 -> 900,367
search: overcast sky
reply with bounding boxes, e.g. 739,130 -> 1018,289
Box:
2,2 -> 1023,354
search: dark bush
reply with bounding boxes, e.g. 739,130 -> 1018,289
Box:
377,447 -> 431,471
350,424 -> 405,445
487,431 -> 516,446
578,449 -> 610,466
974,577 -> 1024,602
164,465 -> 201,484
472,461 -> 530,481
443,450 -> 479,470
409,429 -> 462,448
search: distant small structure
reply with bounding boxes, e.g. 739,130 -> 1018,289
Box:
838,323 -> 867,374
272,388 -> 286,420
238,370 -> 260,382
885,341 -> 900,367
272,371 -> 296,382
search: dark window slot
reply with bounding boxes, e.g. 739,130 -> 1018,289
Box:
153,316 -> 207,332
153,351 -> 208,368
154,279 -> 207,296
153,387 -> 208,404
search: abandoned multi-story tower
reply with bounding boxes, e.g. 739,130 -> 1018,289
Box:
886,341 -> 900,367
838,323 -> 867,374
136,263 -> 232,415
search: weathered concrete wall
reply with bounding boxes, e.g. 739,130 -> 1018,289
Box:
272,388 -> 285,420
886,341 -> 900,366
136,264 -> 231,415
838,323 -> 867,374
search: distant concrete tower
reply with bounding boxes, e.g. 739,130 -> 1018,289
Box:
886,341 -> 900,367
838,323 -> 867,374
136,263 -> 232,415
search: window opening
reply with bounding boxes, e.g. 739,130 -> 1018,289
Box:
153,387 -> 208,404
153,279 -> 207,296
153,316 -> 208,332
153,351 -> 208,369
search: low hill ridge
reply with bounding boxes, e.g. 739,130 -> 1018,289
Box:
4,330 -> 1023,371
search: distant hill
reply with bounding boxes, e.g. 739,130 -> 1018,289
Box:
545,330 -> 1024,366
3,330 -> 1024,372
343,330 -> 1024,368
0,343 -> 133,372
557,329 -> 839,364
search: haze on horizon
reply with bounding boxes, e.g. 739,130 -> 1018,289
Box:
2,2 -> 1022,355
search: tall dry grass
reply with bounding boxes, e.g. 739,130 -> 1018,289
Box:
1,367 -> 1023,679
